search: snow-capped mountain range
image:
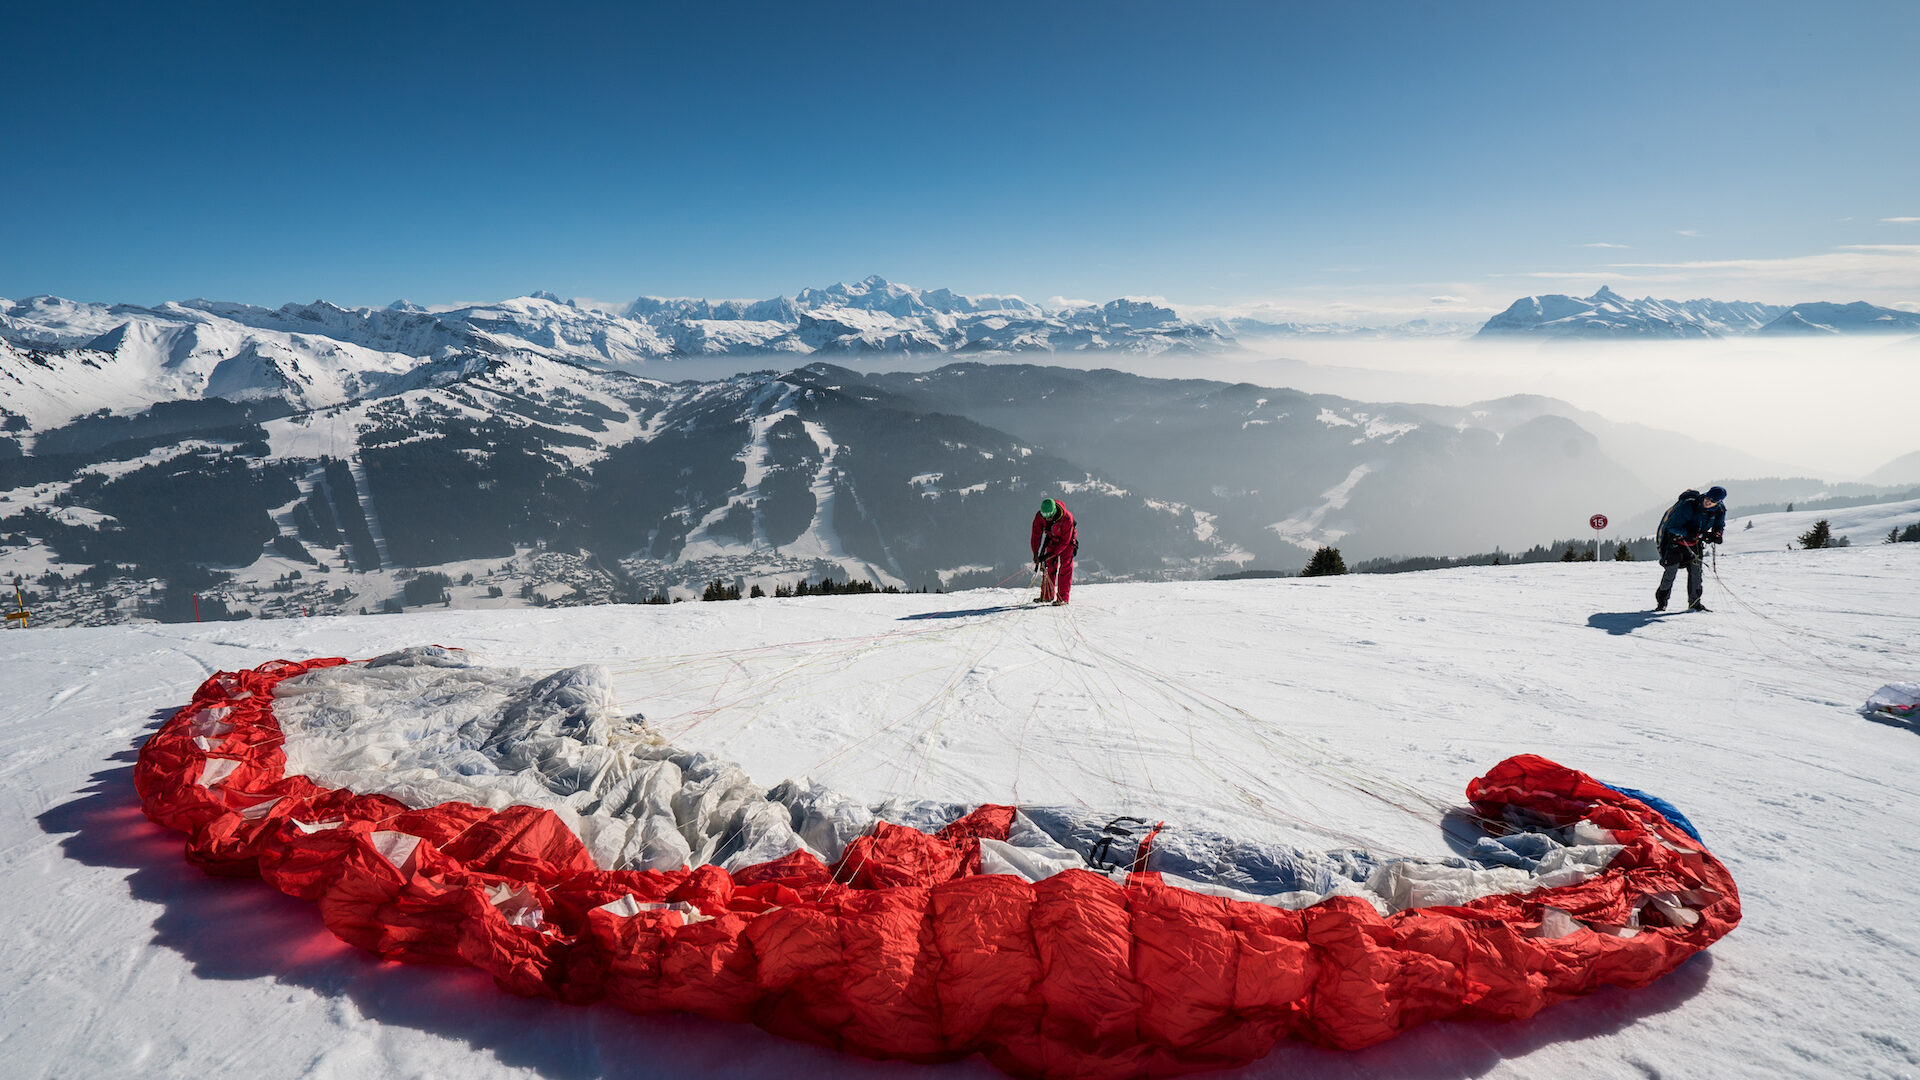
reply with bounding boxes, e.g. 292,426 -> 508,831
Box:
0,346 -> 1256,618
1476,286 -> 1920,339
1477,286 -> 1785,338
6,318 -> 1914,630
1754,300 -> 1920,336
0,333 -> 1806,615
5,276 -> 1914,627
0,278 -> 1227,430
8,276 -> 1915,436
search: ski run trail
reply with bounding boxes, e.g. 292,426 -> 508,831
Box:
4,506 -> 1918,1080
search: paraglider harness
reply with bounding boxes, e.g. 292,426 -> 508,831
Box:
1086,816 -> 1148,870
1033,529 -> 1079,600
1086,815 -> 1165,874
1033,529 -> 1079,570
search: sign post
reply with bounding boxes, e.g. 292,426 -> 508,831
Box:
5,581 -> 29,629
1590,513 -> 1609,561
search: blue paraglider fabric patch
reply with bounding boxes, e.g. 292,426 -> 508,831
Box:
1604,782 -> 1704,843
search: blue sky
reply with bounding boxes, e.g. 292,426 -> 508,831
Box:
3,0 -> 1916,319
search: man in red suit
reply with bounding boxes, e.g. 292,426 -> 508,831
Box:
1030,497 -> 1078,605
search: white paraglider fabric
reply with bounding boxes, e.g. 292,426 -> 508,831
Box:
273,646 -> 1625,914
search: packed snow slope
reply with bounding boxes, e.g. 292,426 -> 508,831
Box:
7,543 -> 1919,1079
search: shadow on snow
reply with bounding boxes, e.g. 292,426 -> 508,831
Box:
1862,710 -> 1920,734
899,604 -> 1032,621
1586,610 -> 1680,636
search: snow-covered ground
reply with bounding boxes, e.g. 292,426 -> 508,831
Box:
5,541 -> 1919,1079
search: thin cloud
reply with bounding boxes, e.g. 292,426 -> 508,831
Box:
1506,244 -> 1920,288
1498,245 -> 1920,300
1883,216 -> 1920,223
1676,229 -> 1703,238
1579,242 -> 1630,249
1608,245 -> 1920,270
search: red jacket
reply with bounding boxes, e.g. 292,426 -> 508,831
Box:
1030,502 -> 1077,562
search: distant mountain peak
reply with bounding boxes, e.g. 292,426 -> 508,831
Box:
1477,289 -> 1786,340
1479,285 -> 1920,341
1757,300 -> 1920,335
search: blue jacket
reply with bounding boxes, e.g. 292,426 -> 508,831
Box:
1659,490 -> 1726,546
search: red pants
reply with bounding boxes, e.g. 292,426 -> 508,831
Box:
1039,554 -> 1074,603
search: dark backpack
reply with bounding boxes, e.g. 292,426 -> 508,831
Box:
1658,491 -> 1704,565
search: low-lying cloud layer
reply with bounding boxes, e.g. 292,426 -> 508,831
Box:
1034,335 -> 1920,482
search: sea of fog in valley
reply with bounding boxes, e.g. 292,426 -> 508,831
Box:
663,335 -> 1920,483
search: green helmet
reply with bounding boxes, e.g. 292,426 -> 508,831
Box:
1040,498 -> 1059,520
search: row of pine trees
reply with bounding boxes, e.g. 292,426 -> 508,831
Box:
696,576 -> 914,602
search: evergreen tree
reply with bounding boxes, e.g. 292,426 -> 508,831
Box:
1613,542 -> 1633,561
1798,519 -> 1832,549
402,572 -> 451,606
1301,546 -> 1347,577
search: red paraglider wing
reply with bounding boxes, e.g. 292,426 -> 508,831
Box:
137,656 -> 1741,1079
